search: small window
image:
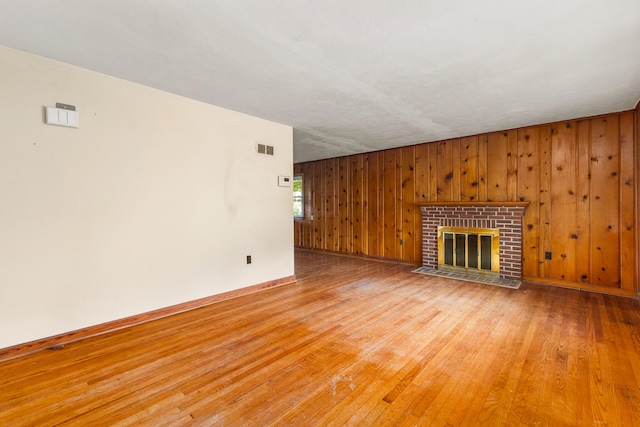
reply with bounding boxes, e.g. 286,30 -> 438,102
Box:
293,175 -> 303,218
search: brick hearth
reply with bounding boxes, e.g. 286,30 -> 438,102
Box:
418,202 -> 528,280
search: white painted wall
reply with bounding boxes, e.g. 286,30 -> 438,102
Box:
0,46 -> 294,349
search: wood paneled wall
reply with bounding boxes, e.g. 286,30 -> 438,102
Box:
294,111 -> 638,294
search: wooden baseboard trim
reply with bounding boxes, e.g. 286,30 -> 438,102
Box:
0,275 -> 297,363
522,276 -> 639,299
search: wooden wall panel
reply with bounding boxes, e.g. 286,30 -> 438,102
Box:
436,140 -> 453,201
478,135 -> 489,202
293,110 -> 638,294
451,139 -> 461,200
428,142 -> 439,201
395,149 -> 404,259
636,103 -> 640,291
507,130 -> 519,202
517,127 -> 541,277
383,150 -> 397,258
367,152 -> 382,257
326,159 -> 338,251
313,161 -> 324,249
590,116 -> 620,287
460,136 -> 479,202
401,146 -> 417,261
549,122 -> 578,283
351,154 -> 366,254
538,126 -> 553,278
619,111 -> 635,290
487,132 -> 509,202
576,120 -> 592,283
338,157 -> 350,253
415,144 -> 431,203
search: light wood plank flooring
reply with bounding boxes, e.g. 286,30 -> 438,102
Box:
1,249 -> 639,426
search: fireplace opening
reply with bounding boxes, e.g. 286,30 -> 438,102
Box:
437,226 -> 500,278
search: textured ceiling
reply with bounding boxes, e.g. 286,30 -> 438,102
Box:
1,1 -> 639,162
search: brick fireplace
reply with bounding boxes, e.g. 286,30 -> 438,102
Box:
418,202 -> 528,280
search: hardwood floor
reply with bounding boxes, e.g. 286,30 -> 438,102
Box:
1,249 -> 639,426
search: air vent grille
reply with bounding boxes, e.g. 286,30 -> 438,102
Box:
257,143 -> 274,156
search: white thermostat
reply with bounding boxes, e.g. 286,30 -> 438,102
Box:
278,176 -> 291,187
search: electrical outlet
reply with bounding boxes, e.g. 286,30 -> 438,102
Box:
246,255 -> 252,264
400,239 -> 404,245
545,251 -> 552,260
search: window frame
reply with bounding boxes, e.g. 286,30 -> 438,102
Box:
293,174 -> 304,219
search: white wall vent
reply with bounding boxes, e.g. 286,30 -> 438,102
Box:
256,143 -> 274,156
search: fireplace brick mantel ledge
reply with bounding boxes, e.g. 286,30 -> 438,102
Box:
417,202 -> 529,280
416,202 -> 530,207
